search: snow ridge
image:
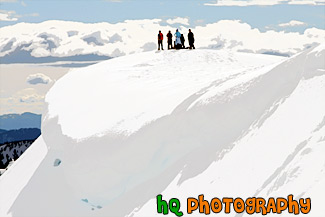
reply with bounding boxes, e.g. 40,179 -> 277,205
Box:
0,45 -> 324,217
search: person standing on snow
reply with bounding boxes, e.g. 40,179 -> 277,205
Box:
174,29 -> 182,49
158,30 -> 164,50
167,31 -> 173,49
188,29 -> 195,49
180,34 -> 185,49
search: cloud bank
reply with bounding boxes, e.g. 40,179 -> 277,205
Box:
0,19 -> 324,61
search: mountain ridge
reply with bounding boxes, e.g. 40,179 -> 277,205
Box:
0,112 -> 41,130
0,46 -> 324,216
0,128 -> 41,144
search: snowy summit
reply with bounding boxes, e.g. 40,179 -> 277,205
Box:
0,45 -> 325,217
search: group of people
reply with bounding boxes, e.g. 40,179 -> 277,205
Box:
158,29 -> 195,50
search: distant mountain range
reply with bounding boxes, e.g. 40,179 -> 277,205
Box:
0,112 -> 41,130
0,128 -> 41,144
0,20 -> 324,64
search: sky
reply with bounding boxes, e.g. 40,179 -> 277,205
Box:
0,0 -> 324,32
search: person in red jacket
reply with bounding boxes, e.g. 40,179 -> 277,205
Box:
158,30 -> 164,50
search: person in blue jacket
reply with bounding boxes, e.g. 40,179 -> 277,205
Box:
174,29 -> 182,49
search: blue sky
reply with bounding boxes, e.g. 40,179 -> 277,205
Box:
0,0 -> 324,32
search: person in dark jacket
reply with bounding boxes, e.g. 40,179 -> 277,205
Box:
166,31 -> 173,49
180,34 -> 185,48
188,29 -> 195,49
158,30 -> 164,50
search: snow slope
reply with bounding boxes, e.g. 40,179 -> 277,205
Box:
0,45 -> 324,217
0,19 -> 324,63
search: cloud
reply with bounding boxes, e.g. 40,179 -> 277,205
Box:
15,88 -> 44,103
19,94 -> 44,103
21,1 -> 26,6
204,0 -> 325,6
0,9 -> 39,22
26,73 -> 52,85
108,33 -> 123,43
279,20 -> 307,27
166,17 -> 190,26
0,10 -> 18,21
0,0 -> 17,2
0,88 -> 45,114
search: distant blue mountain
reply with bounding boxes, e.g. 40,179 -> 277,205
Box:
0,112 -> 41,130
0,128 -> 41,144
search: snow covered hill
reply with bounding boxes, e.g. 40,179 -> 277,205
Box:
0,19 -> 324,63
0,45 -> 324,217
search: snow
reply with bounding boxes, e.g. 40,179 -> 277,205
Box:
0,44 -> 324,217
46,50 -> 284,139
0,136 -> 48,216
309,42 -> 325,55
135,69 -> 325,217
